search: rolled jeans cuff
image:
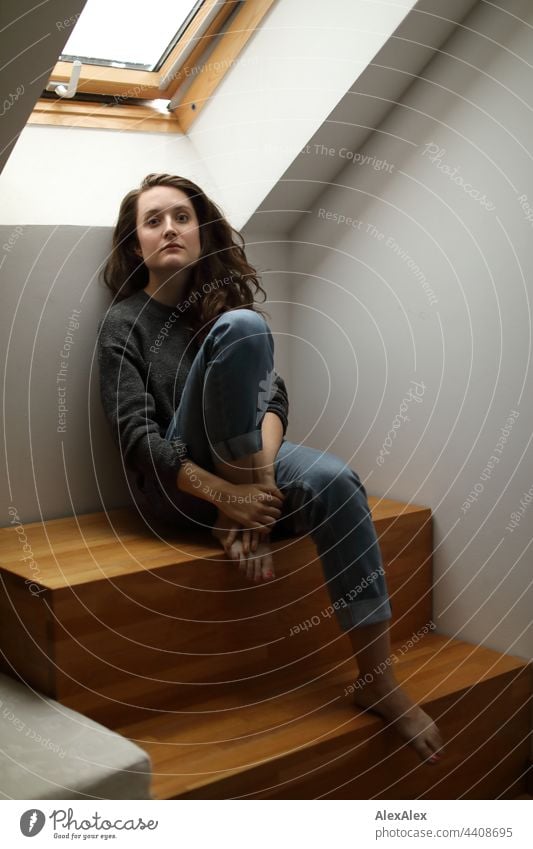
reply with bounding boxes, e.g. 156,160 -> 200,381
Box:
211,427 -> 263,464
335,594 -> 392,631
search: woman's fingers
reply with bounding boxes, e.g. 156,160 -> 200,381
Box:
257,484 -> 285,504
250,529 -> 261,552
227,538 -> 241,561
225,526 -> 239,549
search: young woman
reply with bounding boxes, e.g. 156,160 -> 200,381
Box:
97,172 -> 444,765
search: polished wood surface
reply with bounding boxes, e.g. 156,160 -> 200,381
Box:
1,500 -> 529,799
114,634 -> 531,799
0,500 -> 433,727
29,100 -> 183,133
0,498 -> 430,587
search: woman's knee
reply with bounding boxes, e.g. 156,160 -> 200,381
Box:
301,455 -> 365,505
214,308 -> 269,340
206,308 -> 272,360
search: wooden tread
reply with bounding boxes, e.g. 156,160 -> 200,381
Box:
0,500 -> 433,727
0,498 -> 429,589
114,633 -> 532,800
1,503 -> 530,799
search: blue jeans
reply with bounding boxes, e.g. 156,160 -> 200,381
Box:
130,308 -> 392,631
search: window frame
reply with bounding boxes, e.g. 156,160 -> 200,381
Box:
30,0 -> 276,133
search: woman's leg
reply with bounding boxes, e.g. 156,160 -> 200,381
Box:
166,309 -> 274,470
156,309 -> 275,541
270,440 -> 444,763
271,440 -> 391,628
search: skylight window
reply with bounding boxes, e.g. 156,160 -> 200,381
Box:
59,0 -> 205,71
37,0 -> 275,133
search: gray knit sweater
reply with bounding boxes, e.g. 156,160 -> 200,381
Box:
97,289 -> 289,479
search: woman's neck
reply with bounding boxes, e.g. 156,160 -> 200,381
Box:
144,273 -> 191,307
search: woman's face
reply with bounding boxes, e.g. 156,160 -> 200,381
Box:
134,185 -> 202,281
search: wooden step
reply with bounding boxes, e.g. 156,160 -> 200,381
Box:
0,498 -> 432,727
114,633 -> 532,800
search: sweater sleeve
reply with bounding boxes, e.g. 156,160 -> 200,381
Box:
98,331 -> 190,478
265,370 -> 289,436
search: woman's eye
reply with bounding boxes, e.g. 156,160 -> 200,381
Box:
146,213 -> 189,226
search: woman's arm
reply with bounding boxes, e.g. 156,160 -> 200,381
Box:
254,411 -> 284,483
176,394 -> 285,504
177,457 -> 284,529
211,412 -> 285,558
265,371 -> 289,436
176,458 -> 230,502
98,332 -> 191,479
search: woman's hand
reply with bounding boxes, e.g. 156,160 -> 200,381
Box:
211,512 -> 267,556
211,512 -> 275,581
211,510 -> 240,555
217,481 -> 285,531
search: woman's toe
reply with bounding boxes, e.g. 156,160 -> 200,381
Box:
261,551 -> 274,580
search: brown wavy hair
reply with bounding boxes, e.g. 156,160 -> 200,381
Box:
101,173 -> 269,345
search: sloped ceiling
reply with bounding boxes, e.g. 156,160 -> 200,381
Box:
0,0 -> 478,236
0,0 -> 88,177
245,0 -> 480,237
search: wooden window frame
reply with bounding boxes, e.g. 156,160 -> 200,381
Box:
29,0 -> 276,134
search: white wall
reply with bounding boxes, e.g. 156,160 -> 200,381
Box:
189,0 -> 418,229
2,0 -> 530,664
0,0 -> 420,229
0,0 -> 87,176
0,223 -> 291,525
288,0 -> 533,661
0,125 -> 215,226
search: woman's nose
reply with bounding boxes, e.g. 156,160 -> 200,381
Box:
163,219 -> 177,236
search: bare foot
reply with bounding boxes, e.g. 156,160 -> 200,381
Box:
352,677 -> 444,764
211,511 -> 235,546
211,516 -> 275,582
238,537 -> 275,582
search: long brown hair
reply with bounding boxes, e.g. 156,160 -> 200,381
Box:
101,173 -> 269,345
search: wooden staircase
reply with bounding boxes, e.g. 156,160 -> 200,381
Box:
0,498 -> 531,799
